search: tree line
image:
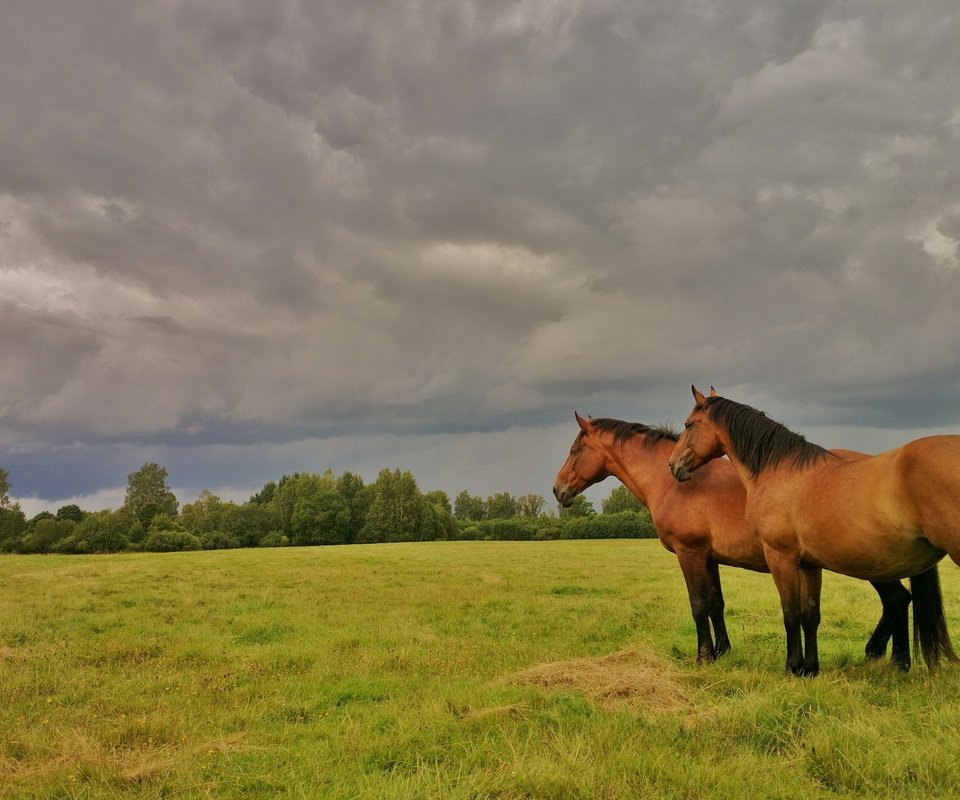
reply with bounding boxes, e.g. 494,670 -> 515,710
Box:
0,463 -> 655,555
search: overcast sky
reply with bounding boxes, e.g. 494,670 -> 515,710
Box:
2,1 -> 959,516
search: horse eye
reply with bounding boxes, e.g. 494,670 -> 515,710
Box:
684,422 -> 692,430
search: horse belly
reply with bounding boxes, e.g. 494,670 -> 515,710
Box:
710,527 -> 768,572
797,522 -> 943,581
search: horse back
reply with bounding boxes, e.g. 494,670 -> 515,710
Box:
753,439 -> 954,579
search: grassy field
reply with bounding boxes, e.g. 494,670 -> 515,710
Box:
3,540 -> 960,799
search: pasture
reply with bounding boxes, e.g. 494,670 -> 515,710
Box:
3,540 -> 960,799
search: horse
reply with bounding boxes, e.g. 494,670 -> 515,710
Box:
553,412 -> 915,667
668,386 -> 958,675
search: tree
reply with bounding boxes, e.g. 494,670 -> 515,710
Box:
336,471 -> 367,541
358,469 -> 434,543
424,490 -> 452,514
486,492 -> 519,519
454,491 -> 486,521
21,518 -> 76,553
559,494 -> 595,518
290,490 -> 351,546
517,494 -> 546,518
125,463 -> 178,529
274,471 -> 336,537
249,481 -> 277,505
65,509 -> 132,553
602,485 -> 648,515
222,502 -> 278,548
179,490 -> 225,536
0,467 -> 10,509
0,504 -> 26,553
56,504 -> 86,523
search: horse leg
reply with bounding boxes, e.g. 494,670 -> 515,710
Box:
867,581 -> 912,670
706,560 -> 731,656
676,549 -> 716,663
799,566 -> 821,677
765,549 -> 805,676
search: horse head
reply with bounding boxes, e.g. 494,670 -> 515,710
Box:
669,385 -> 724,482
552,412 -> 610,507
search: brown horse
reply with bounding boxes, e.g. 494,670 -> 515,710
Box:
669,386 -> 957,675
553,412 -> 915,667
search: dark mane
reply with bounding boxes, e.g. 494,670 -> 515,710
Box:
590,417 -> 679,448
704,397 -> 830,476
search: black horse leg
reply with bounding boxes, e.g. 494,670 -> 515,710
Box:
706,560 -> 731,656
867,580 -> 912,670
799,566 -> 822,677
766,551 -> 805,675
677,550 -> 716,663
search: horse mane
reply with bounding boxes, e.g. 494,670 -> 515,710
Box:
589,418 -> 679,448
703,397 -> 830,476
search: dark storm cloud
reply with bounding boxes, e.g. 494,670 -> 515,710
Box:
1,0 -> 958,506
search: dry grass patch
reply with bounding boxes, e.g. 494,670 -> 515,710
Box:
511,649 -> 694,713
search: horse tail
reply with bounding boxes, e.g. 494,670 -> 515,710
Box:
911,566 -> 959,670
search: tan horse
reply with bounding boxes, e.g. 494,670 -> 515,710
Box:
669,386 -> 957,675
553,412 -> 914,667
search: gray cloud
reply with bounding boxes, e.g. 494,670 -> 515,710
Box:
1,0 -> 958,507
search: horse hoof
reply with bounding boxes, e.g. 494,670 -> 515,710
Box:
696,652 -> 717,665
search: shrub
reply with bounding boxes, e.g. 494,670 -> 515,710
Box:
143,530 -> 202,552
200,530 -> 241,550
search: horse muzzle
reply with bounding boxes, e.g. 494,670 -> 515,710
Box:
669,461 -> 692,483
553,485 -> 574,507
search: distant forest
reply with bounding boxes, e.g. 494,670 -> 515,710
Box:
0,463 -> 655,555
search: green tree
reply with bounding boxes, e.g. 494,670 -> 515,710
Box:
249,481 -> 277,505
56,504 -> 85,523
64,509 -> 131,553
21,518 -> 76,553
454,491 -> 486,521
125,463 -> 178,529
0,504 -> 26,553
349,484 -> 376,540
0,470 -> 25,551
179,490 -> 225,536
336,471 -> 367,542
559,494 -> 595,518
517,494 -> 546,518
0,467 -> 10,509
602,485 -> 648,514
486,492 -> 519,519
223,502 -> 278,548
425,490 -> 452,514
358,469 -> 434,543
290,490 -> 352,546
274,471 -> 336,537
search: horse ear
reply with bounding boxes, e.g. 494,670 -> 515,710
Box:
575,411 -> 591,431
691,385 -> 707,405
709,386 -> 718,397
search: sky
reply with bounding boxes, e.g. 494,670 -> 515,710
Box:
2,1 -> 959,517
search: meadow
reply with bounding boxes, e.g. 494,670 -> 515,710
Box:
3,540 -> 960,799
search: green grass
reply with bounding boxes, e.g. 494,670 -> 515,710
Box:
2,540 -> 960,798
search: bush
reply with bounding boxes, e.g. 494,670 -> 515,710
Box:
258,531 -> 288,548
200,530 -> 241,550
559,511 -> 656,540
143,530 -> 202,552
534,526 -> 562,541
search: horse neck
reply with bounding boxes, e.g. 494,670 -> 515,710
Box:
600,435 -> 676,509
709,422 -> 757,491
